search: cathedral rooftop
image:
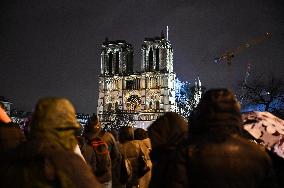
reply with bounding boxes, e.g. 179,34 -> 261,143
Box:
102,39 -> 132,46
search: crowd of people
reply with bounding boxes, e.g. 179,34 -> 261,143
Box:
0,88 -> 283,188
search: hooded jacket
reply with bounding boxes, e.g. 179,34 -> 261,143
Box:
181,89 -> 275,188
0,97 -> 101,188
147,112 -> 188,188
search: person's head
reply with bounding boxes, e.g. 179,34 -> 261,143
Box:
189,88 -> 242,135
119,126 -> 134,143
148,112 -> 188,152
29,97 -> 80,150
83,114 -> 101,138
147,112 -> 188,162
134,128 -> 148,140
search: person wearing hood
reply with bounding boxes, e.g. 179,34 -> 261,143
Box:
180,89 -> 275,188
147,112 -> 188,188
0,97 -> 101,188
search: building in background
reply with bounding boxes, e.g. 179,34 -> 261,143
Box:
97,33 -> 176,129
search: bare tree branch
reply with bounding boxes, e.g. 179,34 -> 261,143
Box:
239,74 -> 284,113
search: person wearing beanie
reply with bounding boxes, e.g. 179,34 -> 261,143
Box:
0,97 -> 101,188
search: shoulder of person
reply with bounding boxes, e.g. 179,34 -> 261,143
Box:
49,150 -> 103,188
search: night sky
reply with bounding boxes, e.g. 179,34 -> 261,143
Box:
1,0 -> 284,114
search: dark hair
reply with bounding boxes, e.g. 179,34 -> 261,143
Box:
119,126 -> 134,143
83,114 -> 101,135
134,128 -> 148,140
88,114 -> 99,126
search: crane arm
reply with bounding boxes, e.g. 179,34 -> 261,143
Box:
214,32 -> 272,65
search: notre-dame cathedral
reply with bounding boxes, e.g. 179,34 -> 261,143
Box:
97,33 -> 176,129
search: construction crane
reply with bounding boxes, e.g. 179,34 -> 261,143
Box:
214,32 -> 272,65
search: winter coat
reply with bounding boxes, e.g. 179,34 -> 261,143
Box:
147,112 -> 188,188
1,140 -> 102,188
120,140 -> 143,187
266,149 -> 284,187
183,134 -> 274,188
81,133 -> 112,184
100,131 -> 122,187
99,131 -> 121,187
0,97 -> 102,188
83,115 -> 119,185
0,122 -> 26,178
0,121 -> 25,153
138,138 -> 152,188
180,89 -> 277,188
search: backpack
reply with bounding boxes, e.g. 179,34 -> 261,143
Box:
88,137 -> 111,181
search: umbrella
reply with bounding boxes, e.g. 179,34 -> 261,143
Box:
0,107 -> 11,123
242,111 -> 284,158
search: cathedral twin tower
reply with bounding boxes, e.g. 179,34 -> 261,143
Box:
97,33 -> 176,128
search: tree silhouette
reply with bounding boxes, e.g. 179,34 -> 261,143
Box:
175,78 -> 205,119
239,74 -> 284,116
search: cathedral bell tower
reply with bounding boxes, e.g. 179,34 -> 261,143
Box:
139,32 -> 176,119
141,32 -> 173,73
100,39 -> 133,75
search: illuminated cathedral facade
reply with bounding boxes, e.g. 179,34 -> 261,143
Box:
97,34 -> 176,128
